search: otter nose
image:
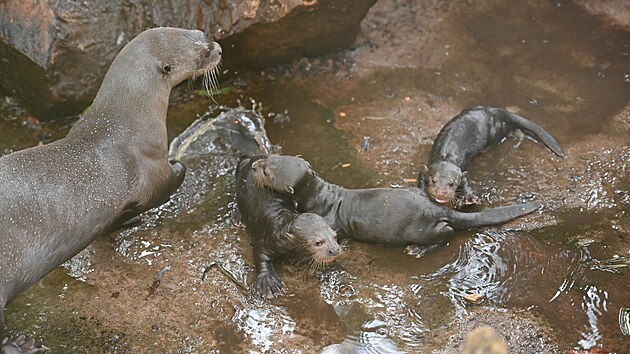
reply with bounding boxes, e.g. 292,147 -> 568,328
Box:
204,42 -> 222,58
213,42 -> 222,56
328,245 -> 341,257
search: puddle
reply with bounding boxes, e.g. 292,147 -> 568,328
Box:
2,0 -> 630,352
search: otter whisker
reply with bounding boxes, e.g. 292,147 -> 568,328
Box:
201,71 -> 208,92
306,258 -> 324,274
211,69 -> 221,104
187,62 -> 197,91
334,255 -> 348,268
203,71 -> 211,94
295,254 -> 314,269
203,70 -> 219,105
304,258 -> 317,274
211,67 -> 220,91
207,70 -> 214,92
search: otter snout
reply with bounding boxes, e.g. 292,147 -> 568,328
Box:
327,243 -> 342,257
204,41 -> 222,59
432,190 -> 450,204
212,42 -> 222,56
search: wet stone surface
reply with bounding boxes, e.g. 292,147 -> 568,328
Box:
2,0 -> 630,352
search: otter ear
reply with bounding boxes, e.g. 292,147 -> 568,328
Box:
160,63 -> 173,75
461,171 -> 469,177
285,186 -> 295,194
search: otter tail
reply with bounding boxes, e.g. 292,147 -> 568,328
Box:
495,108 -> 565,157
449,201 -> 541,230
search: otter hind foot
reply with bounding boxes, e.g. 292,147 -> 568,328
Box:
2,335 -> 48,354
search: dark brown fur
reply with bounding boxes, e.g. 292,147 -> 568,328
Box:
235,157 -> 341,299
252,155 -> 541,257
419,106 -> 565,208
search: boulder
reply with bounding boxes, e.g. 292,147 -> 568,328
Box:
0,0 -> 376,120
573,0 -> 630,30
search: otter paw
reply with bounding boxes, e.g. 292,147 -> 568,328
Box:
231,215 -> 246,229
120,215 -> 143,227
2,335 -> 48,354
232,220 -> 246,229
405,244 -> 441,258
169,160 -> 187,179
466,195 -> 481,205
405,245 -> 430,258
256,272 -> 286,299
458,193 -> 480,208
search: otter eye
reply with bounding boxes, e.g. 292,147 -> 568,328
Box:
161,64 -> 172,75
314,240 -> 323,247
448,181 -> 455,187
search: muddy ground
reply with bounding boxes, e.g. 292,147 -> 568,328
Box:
2,0 -> 629,353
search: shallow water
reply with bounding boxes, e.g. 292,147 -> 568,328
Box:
2,0 -> 630,352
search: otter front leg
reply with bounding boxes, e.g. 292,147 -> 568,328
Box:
113,161 -> 187,228
163,160 -> 187,202
456,175 -> 480,208
254,251 -> 286,299
146,161 -> 187,209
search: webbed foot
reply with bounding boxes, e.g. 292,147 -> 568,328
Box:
458,193 -> 480,208
2,335 -> 48,354
256,271 -> 286,299
169,160 -> 187,180
232,209 -> 246,229
405,244 -> 442,258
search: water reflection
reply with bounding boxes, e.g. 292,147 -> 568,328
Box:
233,302 -> 296,352
425,231 -> 512,312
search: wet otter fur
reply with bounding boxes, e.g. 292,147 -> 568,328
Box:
419,106 -> 565,208
235,157 -> 342,298
251,155 -> 541,257
0,27 -> 221,352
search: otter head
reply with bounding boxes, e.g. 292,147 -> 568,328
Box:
251,155 -> 312,195
423,161 -> 465,204
98,27 -> 222,96
288,213 -> 341,267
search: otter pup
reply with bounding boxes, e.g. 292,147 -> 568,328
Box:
235,157 -> 342,299
419,106 -> 565,208
251,155 -> 541,257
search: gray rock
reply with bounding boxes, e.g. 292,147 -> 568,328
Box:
0,0 -> 376,119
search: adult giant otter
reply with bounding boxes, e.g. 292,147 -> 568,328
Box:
251,155 -> 541,257
235,157 -> 342,299
419,106 -> 565,208
0,27 -> 221,352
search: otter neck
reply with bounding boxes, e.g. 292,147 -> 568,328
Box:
68,70 -> 171,157
294,172 -> 345,225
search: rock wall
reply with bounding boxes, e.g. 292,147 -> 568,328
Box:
0,0 -> 376,119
